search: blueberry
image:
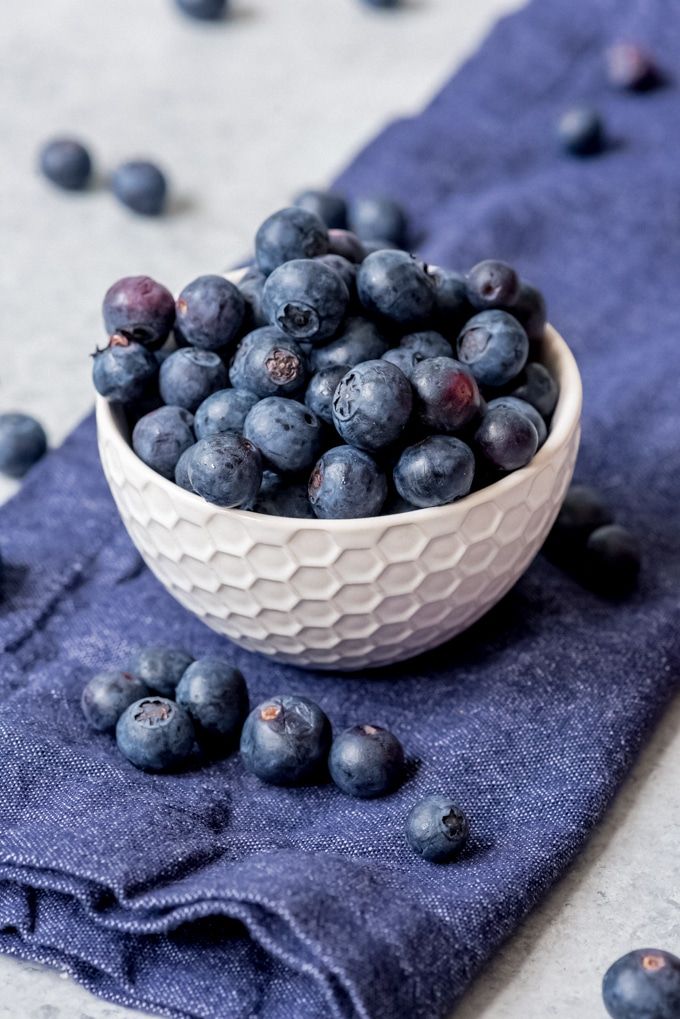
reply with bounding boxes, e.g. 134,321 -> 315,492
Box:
361,239 -> 399,254
131,405 -> 195,479
238,266 -> 268,329
549,484 -> 614,551
309,445 -> 387,519
174,444 -> 196,490
176,275 -> 245,352
159,349 -> 228,412
558,107 -> 605,157
406,795 -> 469,862
111,160 -> 167,215
332,359 -> 413,451
400,330 -> 452,359
315,253 -> 357,294
309,317 -> 388,371
116,697 -> 194,772
240,694 -> 331,786
474,403 -> 538,471
410,357 -> 480,433
129,646 -> 194,696
329,724 -> 405,798
255,207 -> 328,276
305,365 -> 349,425
175,0 -> 227,19
466,259 -> 520,310
394,436 -> 475,508
244,397 -> 322,474
175,657 -> 248,755
39,137 -> 92,191
188,433 -> 262,506
294,189 -> 347,229
92,335 -> 158,403
102,276 -> 175,351
249,476 -> 314,518
361,0 -> 400,7
81,670 -> 150,733
602,949 -> 680,1019
229,327 -> 308,399
428,267 -> 474,335
606,42 -> 663,92
510,362 -> 558,417
511,281 -> 547,342
584,524 -> 641,594
357,250 -> 435,328
487,396 -> 547,446
457,310 -> 529,387
194,387 -> 259,438
384,492 -> 419,515
0,414 -> 48,478
327,229 -> 366,263
348,196 -> 407,246
262,259 -> 349,344
381,346 -> 424,380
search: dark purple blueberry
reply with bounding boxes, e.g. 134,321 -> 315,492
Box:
294,189 -> 347,229
558,107 -> 605,156
102,276 -> 175,350
332,359 -> 413,452
111,160 -> 167,215
457,310 -> 529,387
240,694 -> 331,786
175,657 -> 248,755
194,388 -> 259,438
176,275 -> 245,352
382,346 -> 424,380
606,42 -> 663,92
487,396 -> 547,446
329,724 -> 405,798
238,266 -> 268,329
175,0 -> 227,19
428,267 -> 474,335
309,445 -> 387,519
131,405 -> 195,479
548,484 -> 614,552
474,403 -> 538,471
0,414 -> 47,479
327,229 -> 366,263
92,335 -> 158,403
400,330 -> 452,359
466,259 -> 520,310
81,670 -> 150,733
39,137 -> 92,191
309,317 -> 388,371
406,795 -> 469,862
602,949 -> 680,1018
357,250 -> 435,328
304,364 -> 349,425
511,282 -> 547,343
229,327 -> 308,398
348,196 -> 407,247
244,397 -> 323,475
174,444 -> 196,491
116,697 -> 194,772
249,475 -> 315,518
315,253 -> 357,294
255,207 -> 328,276
262,258 -> 349,344
159,349 -> 228,412
510,362 -> 558,417
410,357 -> 480,433
187,433 -> 262,507
584,524 -> 641,594
394,436 -> 475,508
129,646 -> 194,696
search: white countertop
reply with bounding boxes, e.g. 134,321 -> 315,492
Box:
2,2 -> 678,1017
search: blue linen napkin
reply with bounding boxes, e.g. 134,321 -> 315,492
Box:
1,0 -> 680,1016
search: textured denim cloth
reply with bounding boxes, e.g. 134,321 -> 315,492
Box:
1,1 -> 679,1016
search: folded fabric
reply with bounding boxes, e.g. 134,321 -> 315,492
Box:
1,0 -> 679,1016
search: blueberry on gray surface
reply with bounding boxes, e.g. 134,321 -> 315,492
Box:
327,229 -> 366,263
175,657 -> 248,755
548,484 -> 614,551
487,396 -> 547,447
510,362 -> 558,417
357,250 -> 435,328
39,137 -> 92,190
602,948 -> 680,1019
255,207 -> 329,276
131,405 -> 195,479
457,309 -> 529,387
584,524 -> 641,594
238,266 -> 268,329
244,397 -> 322,474
381,346 -> 424,380
240,694 -> 331,786
332,359 -> 413,451
309,316 -> 388,371
428,266 -> 474,335
406,795 -> 469,863
0,413 -> 48,479
262,258 -> 349,344
229,327 -> 308,399
466,259 -> 520,310
348,196 -> 407,246
558,107 -> 605,157
329,724 -> 405,798
129,646 -> 194,696
111,160 -> 167,215
102,276 -> 176,350
474,403 -> 538,471
511,281 -> 547,343
304,364 -> 350,425
176,275 -> 245,352
248,475 -> 314,518
81,671 -> 151,733
308,445 -> 387,519
116,697 -> 195,772
159,349 -> 228,412
92,335 -> 158,403
400,330 -> 452,360
606,42 -> 663,92
188,433 -> 262,507
174,444 -> 196,491
194,388 -> 259,438
410,357 -> 480,433
175,0 -> 228,19
315,253 -> 357,294
294,189 -> 347,229
394,436 -> 475,508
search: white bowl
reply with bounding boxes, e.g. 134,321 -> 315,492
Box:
96,324 -> 581,672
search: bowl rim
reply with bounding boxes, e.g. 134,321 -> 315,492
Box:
96,321 -> 582,533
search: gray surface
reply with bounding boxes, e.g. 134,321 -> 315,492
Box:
2,1 -> 676,1017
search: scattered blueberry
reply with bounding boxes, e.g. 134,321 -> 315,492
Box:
558,107 -> 605,157
548,484 -> 614,551
309,445 -> 387,518
394,436 -> 475,508
487,396 -> 547,447
466,259 -> 520,311
474,403 -> 538,471
332,359 -> 413,451
410,357 -> 480,433
175,275 -> 245,352
111,159 -> 168,215
263,258 -> 349,343
102,276 -> 175,351
584,524 -> 641,594
81,671 -> 151,733
510,362 -> 558,417
406,795 -> 469,862
187,433 -> 262,506
240,694 -> 331,786
116,697 -> 195,772
175,0 -> 228,19
606,42 -> 663,92
357,250 -> 435,328
0,414 -> 48,479
305,364 -> 350,425
175,657 -> 248,755
294,189 -> 347,229
92,335 -> 158,403
400,330 -> 452,359
244,397 -> 323,474
457,310 -> 529,387
602,948 -> 680,1019
327,229 -> 366,263
309,317 -> 388,371
194,388 -> 259,438
159,349 -> 228,412
129,646 -> 194,696
131,405 -> 195,479
348,196 -> 407,247
329,724 -> 405,798
39,137 -> 92,191
229,327 -> 308,398
255,207 -> 328,276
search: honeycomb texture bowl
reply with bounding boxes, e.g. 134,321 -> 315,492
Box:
96,324 -> 581,671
